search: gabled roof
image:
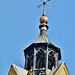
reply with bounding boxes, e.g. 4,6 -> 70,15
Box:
8,64 -> 28,75
48,62 -> 69,75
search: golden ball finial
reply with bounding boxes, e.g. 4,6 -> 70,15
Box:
40,16 -> 48,24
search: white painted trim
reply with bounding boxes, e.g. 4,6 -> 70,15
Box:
41,26 -> 47,30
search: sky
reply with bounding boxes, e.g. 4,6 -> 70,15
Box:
0,0 -> 75,75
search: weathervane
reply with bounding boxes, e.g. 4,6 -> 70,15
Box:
38,0 -> 51,16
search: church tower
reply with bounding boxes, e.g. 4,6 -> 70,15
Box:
24,0 -> 61,74
8,0 -> 69,75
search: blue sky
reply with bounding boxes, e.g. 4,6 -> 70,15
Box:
0,0 -> 75,75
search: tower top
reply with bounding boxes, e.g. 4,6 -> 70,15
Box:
24,0 -> 61,73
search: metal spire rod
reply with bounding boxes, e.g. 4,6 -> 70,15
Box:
45,37 -> 49,75
46,42 -> 49,75
43,0 -> 46,16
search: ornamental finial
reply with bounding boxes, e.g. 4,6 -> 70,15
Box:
38,0 -> 51,16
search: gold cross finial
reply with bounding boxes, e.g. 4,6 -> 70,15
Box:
38,0 -> 51,16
